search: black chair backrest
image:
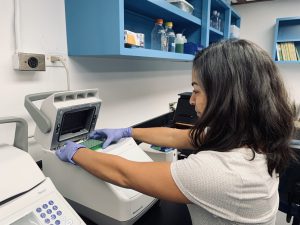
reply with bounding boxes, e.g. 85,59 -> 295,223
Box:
279,146 -> 300,202
279,145 -> 300,223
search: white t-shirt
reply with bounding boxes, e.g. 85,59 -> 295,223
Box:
170,147 -> 279,225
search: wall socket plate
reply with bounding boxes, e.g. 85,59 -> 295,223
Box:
13,52 -> 46,71
45,54 -> 67,67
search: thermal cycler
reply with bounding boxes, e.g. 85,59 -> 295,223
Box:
25,89 -> 157,225
0,117 -> 85,225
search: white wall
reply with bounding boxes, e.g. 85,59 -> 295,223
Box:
233,1 -> 300,224
0,0 -> 191,159
234,0 -> 300,103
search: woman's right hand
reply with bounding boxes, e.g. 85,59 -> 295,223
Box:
89,128 -> 132,148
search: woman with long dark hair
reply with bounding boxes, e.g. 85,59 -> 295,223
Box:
56,39 -> 295,225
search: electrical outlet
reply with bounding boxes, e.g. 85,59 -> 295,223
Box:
13,53 -> 46,71
45,54 -> 67,67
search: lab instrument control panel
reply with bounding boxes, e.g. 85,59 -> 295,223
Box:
1,178 -> 85,225
33,199 -> 66,225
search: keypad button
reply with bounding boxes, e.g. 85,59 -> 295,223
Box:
40,213 -> 46,218
57,211 -> 62,216
53,205 -> 58,210
55,220 -> 61,225
49,200 -> 54,205
47,209 -> 52,214
51,214 -> 57,220
42,204 -> 48,209
45,218 -> 50,224
36,207 -> 42,213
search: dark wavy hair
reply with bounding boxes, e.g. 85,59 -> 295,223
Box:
190,39 -> 295,176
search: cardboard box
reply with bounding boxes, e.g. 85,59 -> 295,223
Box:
124,30 -> 144,47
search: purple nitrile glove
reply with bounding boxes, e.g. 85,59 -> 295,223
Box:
89,127 -> 132,149
55,141 -> 85,164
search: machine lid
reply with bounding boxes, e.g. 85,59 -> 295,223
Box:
0,145 -> 45,203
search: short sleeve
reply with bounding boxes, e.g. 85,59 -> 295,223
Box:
170,152 -> 243,220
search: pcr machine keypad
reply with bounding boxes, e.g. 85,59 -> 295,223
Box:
36,200 -> 62,225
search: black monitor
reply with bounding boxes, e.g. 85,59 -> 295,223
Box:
60,108 -> 95,135
58,107 -> 96,142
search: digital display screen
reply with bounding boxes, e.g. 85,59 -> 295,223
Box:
60,107 -> 95,135
10,212 -> 42,225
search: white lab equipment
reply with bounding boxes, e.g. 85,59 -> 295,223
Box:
0,117 -> 85,225
139,142 -> 178,162
25,89 -> 157,225
230,25 -> 240,38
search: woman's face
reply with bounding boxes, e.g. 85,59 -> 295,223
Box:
189,71 -> 207,117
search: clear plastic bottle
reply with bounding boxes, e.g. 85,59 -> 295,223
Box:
210,10 -> 218,29
217,12 -> 223,31
151,19 -> 167,51
165,22 -> 175,52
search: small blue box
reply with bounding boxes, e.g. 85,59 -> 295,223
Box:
184,42 -> 203,55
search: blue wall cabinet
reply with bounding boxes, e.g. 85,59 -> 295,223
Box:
65,0 -> 240,61
273,17 -> 300,64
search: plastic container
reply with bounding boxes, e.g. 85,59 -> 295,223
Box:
217,12 -> 223,31
230,25 -> 240,38
210,10 -> 218,29
182,35 -> 187,44
167,0 -> 194,14
175,33 -> 184,53
165,22 -> 176,52
151,19 -> 168,51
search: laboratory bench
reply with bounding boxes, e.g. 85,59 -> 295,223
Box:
80,200 -> 192,225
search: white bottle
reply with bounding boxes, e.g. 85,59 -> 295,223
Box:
175,33 -> 184,53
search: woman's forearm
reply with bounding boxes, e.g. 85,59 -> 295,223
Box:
73,148 -> 130,187
72,147 -> 190,203
132,127 -> 194,149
